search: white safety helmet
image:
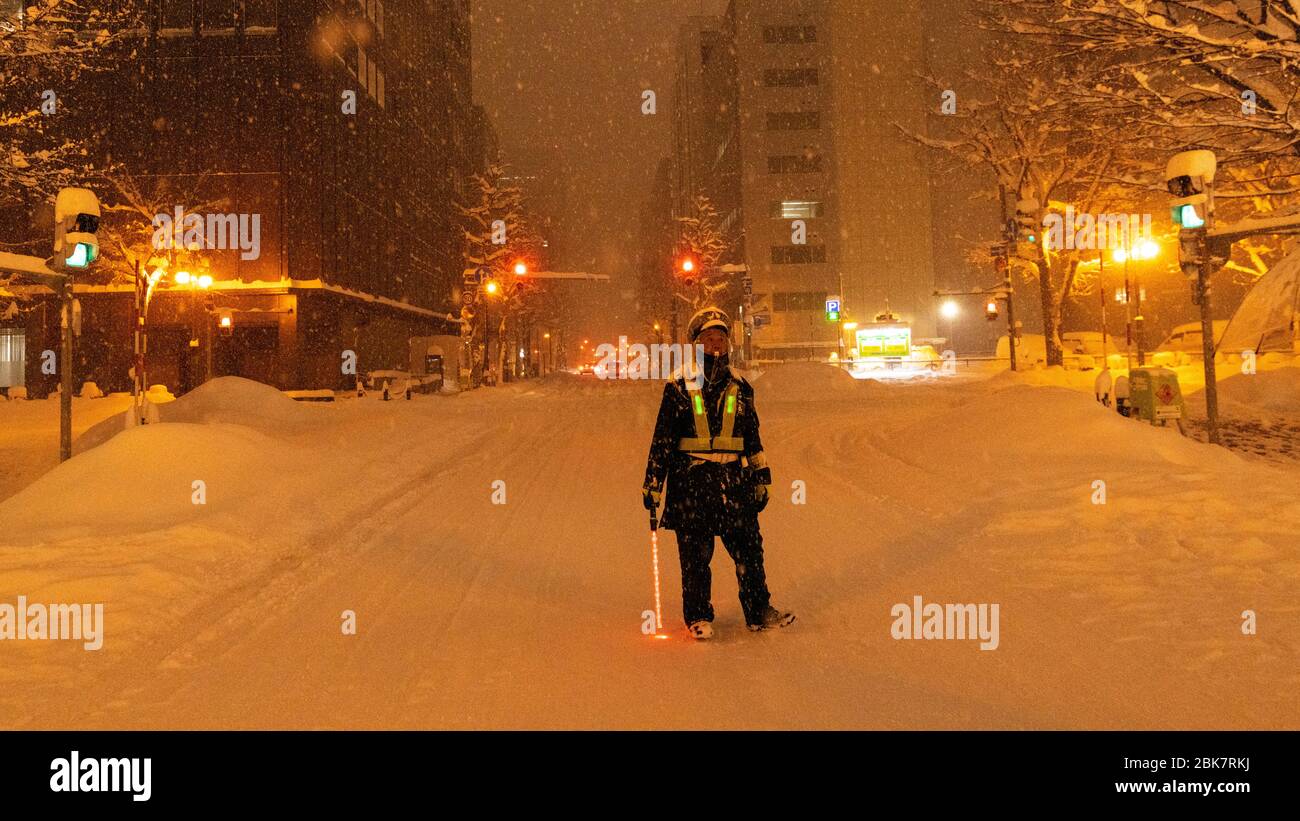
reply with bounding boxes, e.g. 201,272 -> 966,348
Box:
688,306 -> 731,341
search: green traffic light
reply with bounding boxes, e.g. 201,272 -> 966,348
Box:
64,242 -> 96,268
1176,204 -> 1205,229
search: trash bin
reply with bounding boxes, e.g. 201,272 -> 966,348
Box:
1127,367 -> 1185,426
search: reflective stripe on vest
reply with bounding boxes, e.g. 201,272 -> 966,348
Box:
679,382 -> 743,453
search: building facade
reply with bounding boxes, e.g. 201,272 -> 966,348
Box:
652,0 -> 962,361
3,0 -> 483,396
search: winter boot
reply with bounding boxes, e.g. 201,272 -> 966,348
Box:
747,606 -> 795,632
687,621 -> 714,640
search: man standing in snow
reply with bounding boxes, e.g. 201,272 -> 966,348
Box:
641,306 -> 795,640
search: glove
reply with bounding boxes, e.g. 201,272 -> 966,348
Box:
752,483 -> 770,513
642,485 -> 662,511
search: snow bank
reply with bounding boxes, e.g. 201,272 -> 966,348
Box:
160,377 -> 315,429
888,384 -> 1241,480
76,377 -> 319,454
0,422 -> 295,542
1212,366 -> 1300,415
750,362 -> 863,401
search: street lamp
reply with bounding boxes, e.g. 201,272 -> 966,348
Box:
1113,238 -> 1160,366
940,300 -> 959,351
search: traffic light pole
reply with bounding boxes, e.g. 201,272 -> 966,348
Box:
0,252 -> 75,461
1195,236 -> 1221,445
59,277 -> 74,462
1003,268 -> 1017,372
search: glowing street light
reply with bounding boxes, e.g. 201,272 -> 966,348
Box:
514,261 -> 528,276
197,274 -> 213,289
484,279 -> 500,295
940,300 -> 960,320
1113,240 -> 1159,264
174,270 -> 192,285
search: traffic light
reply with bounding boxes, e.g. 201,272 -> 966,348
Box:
53,187 -> 101,269
1015,212 -> 1038,245
513,260 -> 528,276
1177,231 -> 1202,279
985,299 -> 1000,321
1166,149 -> 1216,229
219,310 -> 234,337
1172,203 -> 1206,229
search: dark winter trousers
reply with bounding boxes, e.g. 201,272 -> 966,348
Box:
676,525 -> 772,626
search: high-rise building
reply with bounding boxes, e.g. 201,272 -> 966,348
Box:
728,0 -> 843,360
657,0 -> 988,361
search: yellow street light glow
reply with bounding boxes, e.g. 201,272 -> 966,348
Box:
514,262 -> 528,276
485,280 -> 499,295
197,274 -> 213,289
842,321 -> 858,331
219,315 -> 232,329
940,300 -> 960,320
1137,239 -> 1160,259
174,271 -> 192,285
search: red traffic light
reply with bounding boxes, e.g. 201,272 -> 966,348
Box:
679,258 -> 695,274
513,261 -> 528,276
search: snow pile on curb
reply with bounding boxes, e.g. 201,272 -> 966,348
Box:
160,377 -> 315,429
75,377 -> 318,454
751,362 -> 863,401
1211,367 -> 1300,415
0,422 -> 295,542
888,384 -> 1241,480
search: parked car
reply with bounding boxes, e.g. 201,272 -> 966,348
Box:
1156,320 -> 1230,354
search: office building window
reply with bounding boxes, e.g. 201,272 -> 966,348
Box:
365,0 -> 385,36
773,291 -> 828,311
767,111 -> 820,130
763,25 -> 816,44
770,201 -> 824,219
767,154 -> 822,174
201,0 -> 235,28
243,0 -> 276,28
162,0 -> 195,28
771,245 -> 827,265
764,68 -> 818,87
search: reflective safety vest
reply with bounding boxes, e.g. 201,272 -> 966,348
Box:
678,380 -> 743,453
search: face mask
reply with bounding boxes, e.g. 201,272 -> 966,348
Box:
702,351 -> 729,375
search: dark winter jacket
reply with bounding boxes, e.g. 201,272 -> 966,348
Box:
643,355 -> 772,534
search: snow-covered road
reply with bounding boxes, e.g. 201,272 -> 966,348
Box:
1,367 -> 1297,728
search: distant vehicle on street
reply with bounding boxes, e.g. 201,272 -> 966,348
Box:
575,363 -> 596,376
